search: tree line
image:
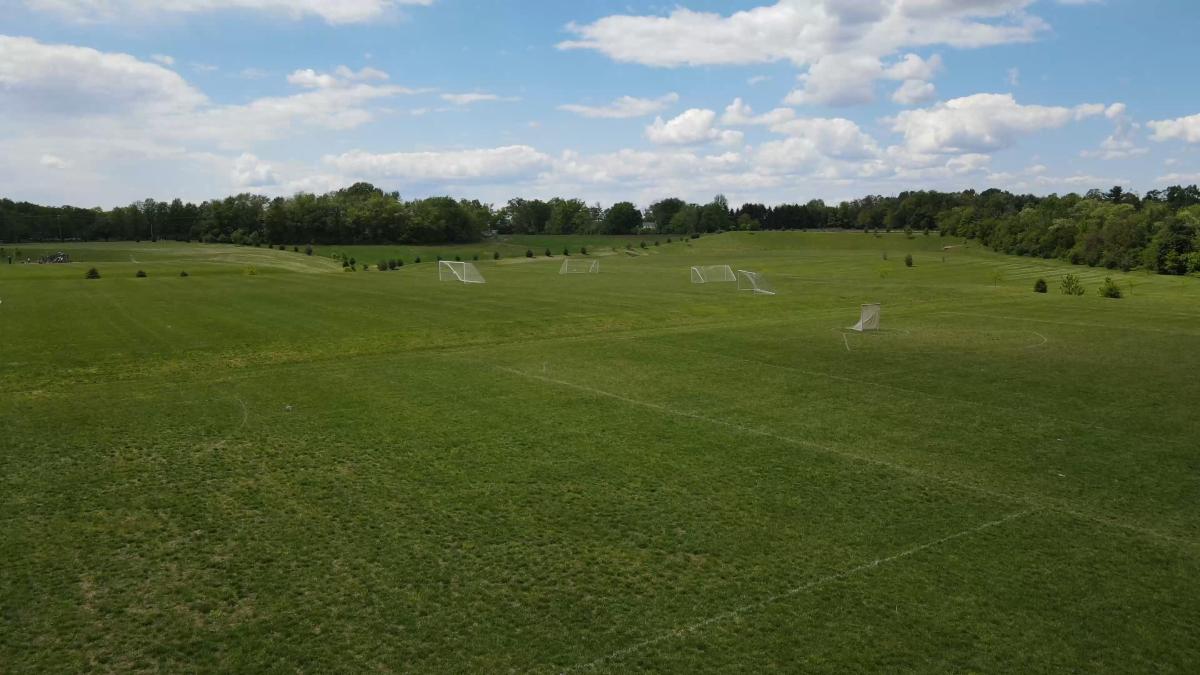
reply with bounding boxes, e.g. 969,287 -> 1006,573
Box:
3,182 -> 1200,275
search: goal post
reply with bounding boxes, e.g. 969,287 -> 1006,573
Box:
736,269 -> 776,296
438,260 -> 485,284
690,264 -> 736,283
559,258 -> 599,274
849,303 -> 881,332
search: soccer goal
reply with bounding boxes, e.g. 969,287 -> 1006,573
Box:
560,258 -> 599,274
438,260 -> 485,284
736,269 -> 776,296
690,264 -> 737,283
849,303 -> 881,332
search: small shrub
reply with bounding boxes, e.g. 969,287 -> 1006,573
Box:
293,246 -> 299,252
904,254 -> 913,267
349,257 -> 356,266
180,270 -> 189,277
473,254 -> 479,261
493,251 -> 501,260
414,256 -> 421,263
388,259 -> 397,270
667,237 -> 673,243
342,260 -> 349,268
246,267 -> 258,276
1033,278 -> 1047,293
690,232 -> 700,239
882,251 -> 888,260
85,267 -> 100,279
436,255 -> 443,261
640,241 -> 647,249
1099,276 -> 1123,299
625,243 -> 633,250
135,269 -> 147,278
580,246 -> 588,255
278,244 -> 286,251
563,247 -> 570,256
397,259 -> 404,267
654,240 -> 660,246
544,248 -> 552,257
377,261 -> 387,271
305,245 -> 313,256
526,249 -> 534,258
454,255 -> 461,262
1060,273 -> 1085,296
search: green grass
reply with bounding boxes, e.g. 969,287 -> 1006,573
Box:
1,233 -> 1198,672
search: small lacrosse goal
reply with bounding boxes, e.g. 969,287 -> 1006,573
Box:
849,303 -> 880,332
438,260 -> 486,284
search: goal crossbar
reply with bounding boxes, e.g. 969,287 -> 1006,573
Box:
438,260 -> 486,284
849,303 -> 881,332
560,258 -> 599,274
690,264 -> 736,283
736,269 -> 776,296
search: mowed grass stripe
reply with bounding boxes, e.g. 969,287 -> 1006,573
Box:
496,365 -> 1197,550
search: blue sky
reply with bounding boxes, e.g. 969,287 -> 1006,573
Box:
2,0 -> 1199,208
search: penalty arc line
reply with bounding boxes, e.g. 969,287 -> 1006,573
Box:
561,508 -> 1039,673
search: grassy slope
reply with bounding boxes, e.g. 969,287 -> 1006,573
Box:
1,233 -> 1198,672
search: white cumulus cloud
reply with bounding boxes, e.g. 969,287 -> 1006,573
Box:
645,109 -> 743,146
1148,113 -> 1200,144
21,0 -> 436,25
561,1 -> 1044,107
324,145 -> 551,181
558,93 -> 679,119
890,93 -> 1106,155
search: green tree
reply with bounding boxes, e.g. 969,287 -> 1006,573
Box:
604,201 -> 643,234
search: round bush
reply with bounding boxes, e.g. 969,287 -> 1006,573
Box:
180,270 -> 189,277
1034,278 -> 1047,293
85,267 -> 101,279
135,270 -> 147,278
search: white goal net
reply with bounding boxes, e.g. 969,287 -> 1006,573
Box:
736,269 -> 776,295
438,260 -> 486,284
690,264 -> 736,283
560,258 -> 599,274
849,303 -> 881,332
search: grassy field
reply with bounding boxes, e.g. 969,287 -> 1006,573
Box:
2,232 -> 1198,672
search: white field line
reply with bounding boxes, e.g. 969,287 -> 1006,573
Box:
500,367 -> 1197,551
842,332 -> 851,352
1025,330 -> 1049,349
497,367 -> 1018,505
562,509 -> 1038,673
654,340 -> 1200,459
